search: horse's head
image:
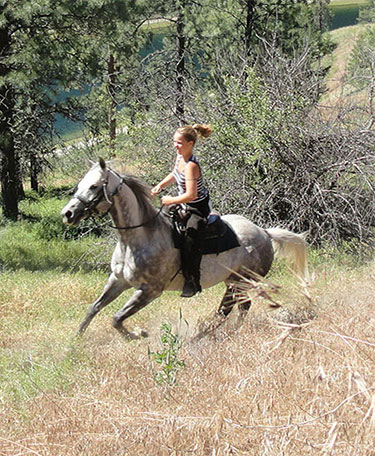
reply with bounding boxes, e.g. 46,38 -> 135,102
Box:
61,158 -> 120,225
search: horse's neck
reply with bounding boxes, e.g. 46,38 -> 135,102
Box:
106,174 -> 174,250
110,184 -> 142,231
109,180 -> 168,245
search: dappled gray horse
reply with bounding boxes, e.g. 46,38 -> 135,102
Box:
61,158 -> 308,339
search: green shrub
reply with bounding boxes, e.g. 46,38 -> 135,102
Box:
149,322 -> 185,386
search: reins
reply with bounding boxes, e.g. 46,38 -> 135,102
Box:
109,204 -> 164,230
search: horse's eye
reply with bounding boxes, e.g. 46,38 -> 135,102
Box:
90,185 -> 98,190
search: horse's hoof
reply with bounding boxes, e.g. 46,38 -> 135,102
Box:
115,324 -> 148,340
132,327 -> 149,339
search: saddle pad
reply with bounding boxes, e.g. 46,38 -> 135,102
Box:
172,217 -> 241,255
199,218 -> 240,255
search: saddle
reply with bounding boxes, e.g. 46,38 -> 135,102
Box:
168,206 -> 240,255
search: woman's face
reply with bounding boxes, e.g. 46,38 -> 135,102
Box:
173,132 -> 194,156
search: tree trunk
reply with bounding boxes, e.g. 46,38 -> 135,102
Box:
245,0 -> 257,58
30,152 -> 39,193
176,1 -> 185,122
108,54 -> 117,151
0,22 -> 19,220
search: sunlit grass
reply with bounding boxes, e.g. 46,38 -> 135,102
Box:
1,257 -> 375,454
330,0 -> 368,5
1,175 -> 375,453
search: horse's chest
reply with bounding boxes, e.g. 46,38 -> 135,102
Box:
118,247 -> 169,284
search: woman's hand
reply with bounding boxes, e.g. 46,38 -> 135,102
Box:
151,173 -> 175,196
161,195 -> 176,206
151,184 -> 162,195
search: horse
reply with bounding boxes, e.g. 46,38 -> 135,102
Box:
61,158 -> 308,339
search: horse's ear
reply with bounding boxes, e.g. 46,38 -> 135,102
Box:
99,157 -> 106,170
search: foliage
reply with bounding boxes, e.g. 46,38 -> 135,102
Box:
135,0 -> 333,122
191,56 -> 375,245
347,24 -> 375,90
0,0 -> 146,218
149,322 -> 185,386
2,0 -> 372,248
115,107 -> 176,187
196,69 -> 282,215
113,43 -> 375,247
358,0 -> 375,24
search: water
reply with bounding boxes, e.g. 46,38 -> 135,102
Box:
329,3 -> 363,30
140,33 -> 164,59
54,87 -> 87,139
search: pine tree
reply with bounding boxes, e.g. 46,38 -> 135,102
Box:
0,0 -> 141,219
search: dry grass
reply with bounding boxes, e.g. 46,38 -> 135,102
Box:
330,0 -> 369,6
320,23 -> 373,121
1,260 -> 375,455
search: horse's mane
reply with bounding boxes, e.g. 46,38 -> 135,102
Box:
122,174 -> 165,227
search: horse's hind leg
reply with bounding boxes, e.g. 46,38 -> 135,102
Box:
217,284 -> 237,318
217,283 -> 251,326
77,273 -> 129,335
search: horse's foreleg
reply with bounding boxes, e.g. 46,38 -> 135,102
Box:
77,273 -> 129,335
112,286 -> 162,339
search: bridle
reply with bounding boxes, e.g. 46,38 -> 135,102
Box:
73,167 -> 163,230
74,168 -> 123,212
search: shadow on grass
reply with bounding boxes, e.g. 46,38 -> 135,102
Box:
0,188 -> 114,273
0,226 -> 112,274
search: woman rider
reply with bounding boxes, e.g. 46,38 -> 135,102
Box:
151,124 -> 212,297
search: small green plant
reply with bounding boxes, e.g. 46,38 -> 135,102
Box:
149,322 -> 185,386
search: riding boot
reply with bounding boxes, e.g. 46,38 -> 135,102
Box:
180,233 -> 202,298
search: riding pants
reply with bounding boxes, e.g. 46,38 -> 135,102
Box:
181,196 -> 210,288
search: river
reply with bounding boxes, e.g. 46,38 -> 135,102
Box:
329,1 -> 366,30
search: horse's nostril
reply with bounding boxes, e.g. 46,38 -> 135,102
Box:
65,210 -> 72,220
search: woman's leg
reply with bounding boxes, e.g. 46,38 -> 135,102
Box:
180,214 -> 205,297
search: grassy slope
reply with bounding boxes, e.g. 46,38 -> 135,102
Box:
321,19 -> 375,133
321,23 -> 370,111
1,256 -> 375,454
331,0 -> 368,5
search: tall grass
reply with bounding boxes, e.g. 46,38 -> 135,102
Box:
1,245 -> 375,454
0,189 -> 114,273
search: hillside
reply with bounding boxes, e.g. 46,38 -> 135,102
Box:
1,253 -> 375,454
2,13 -> 375,456
321,23 -> 370,115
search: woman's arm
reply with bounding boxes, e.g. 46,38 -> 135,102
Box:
151,172 -> 176,195
161,162 -> 199,205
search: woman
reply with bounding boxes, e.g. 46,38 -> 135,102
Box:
151,124 -> 212,297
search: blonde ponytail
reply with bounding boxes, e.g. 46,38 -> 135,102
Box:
176,123 -> 213,144
192,124 -> 212,139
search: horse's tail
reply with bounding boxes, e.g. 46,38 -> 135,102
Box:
266,228 -> 309,282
